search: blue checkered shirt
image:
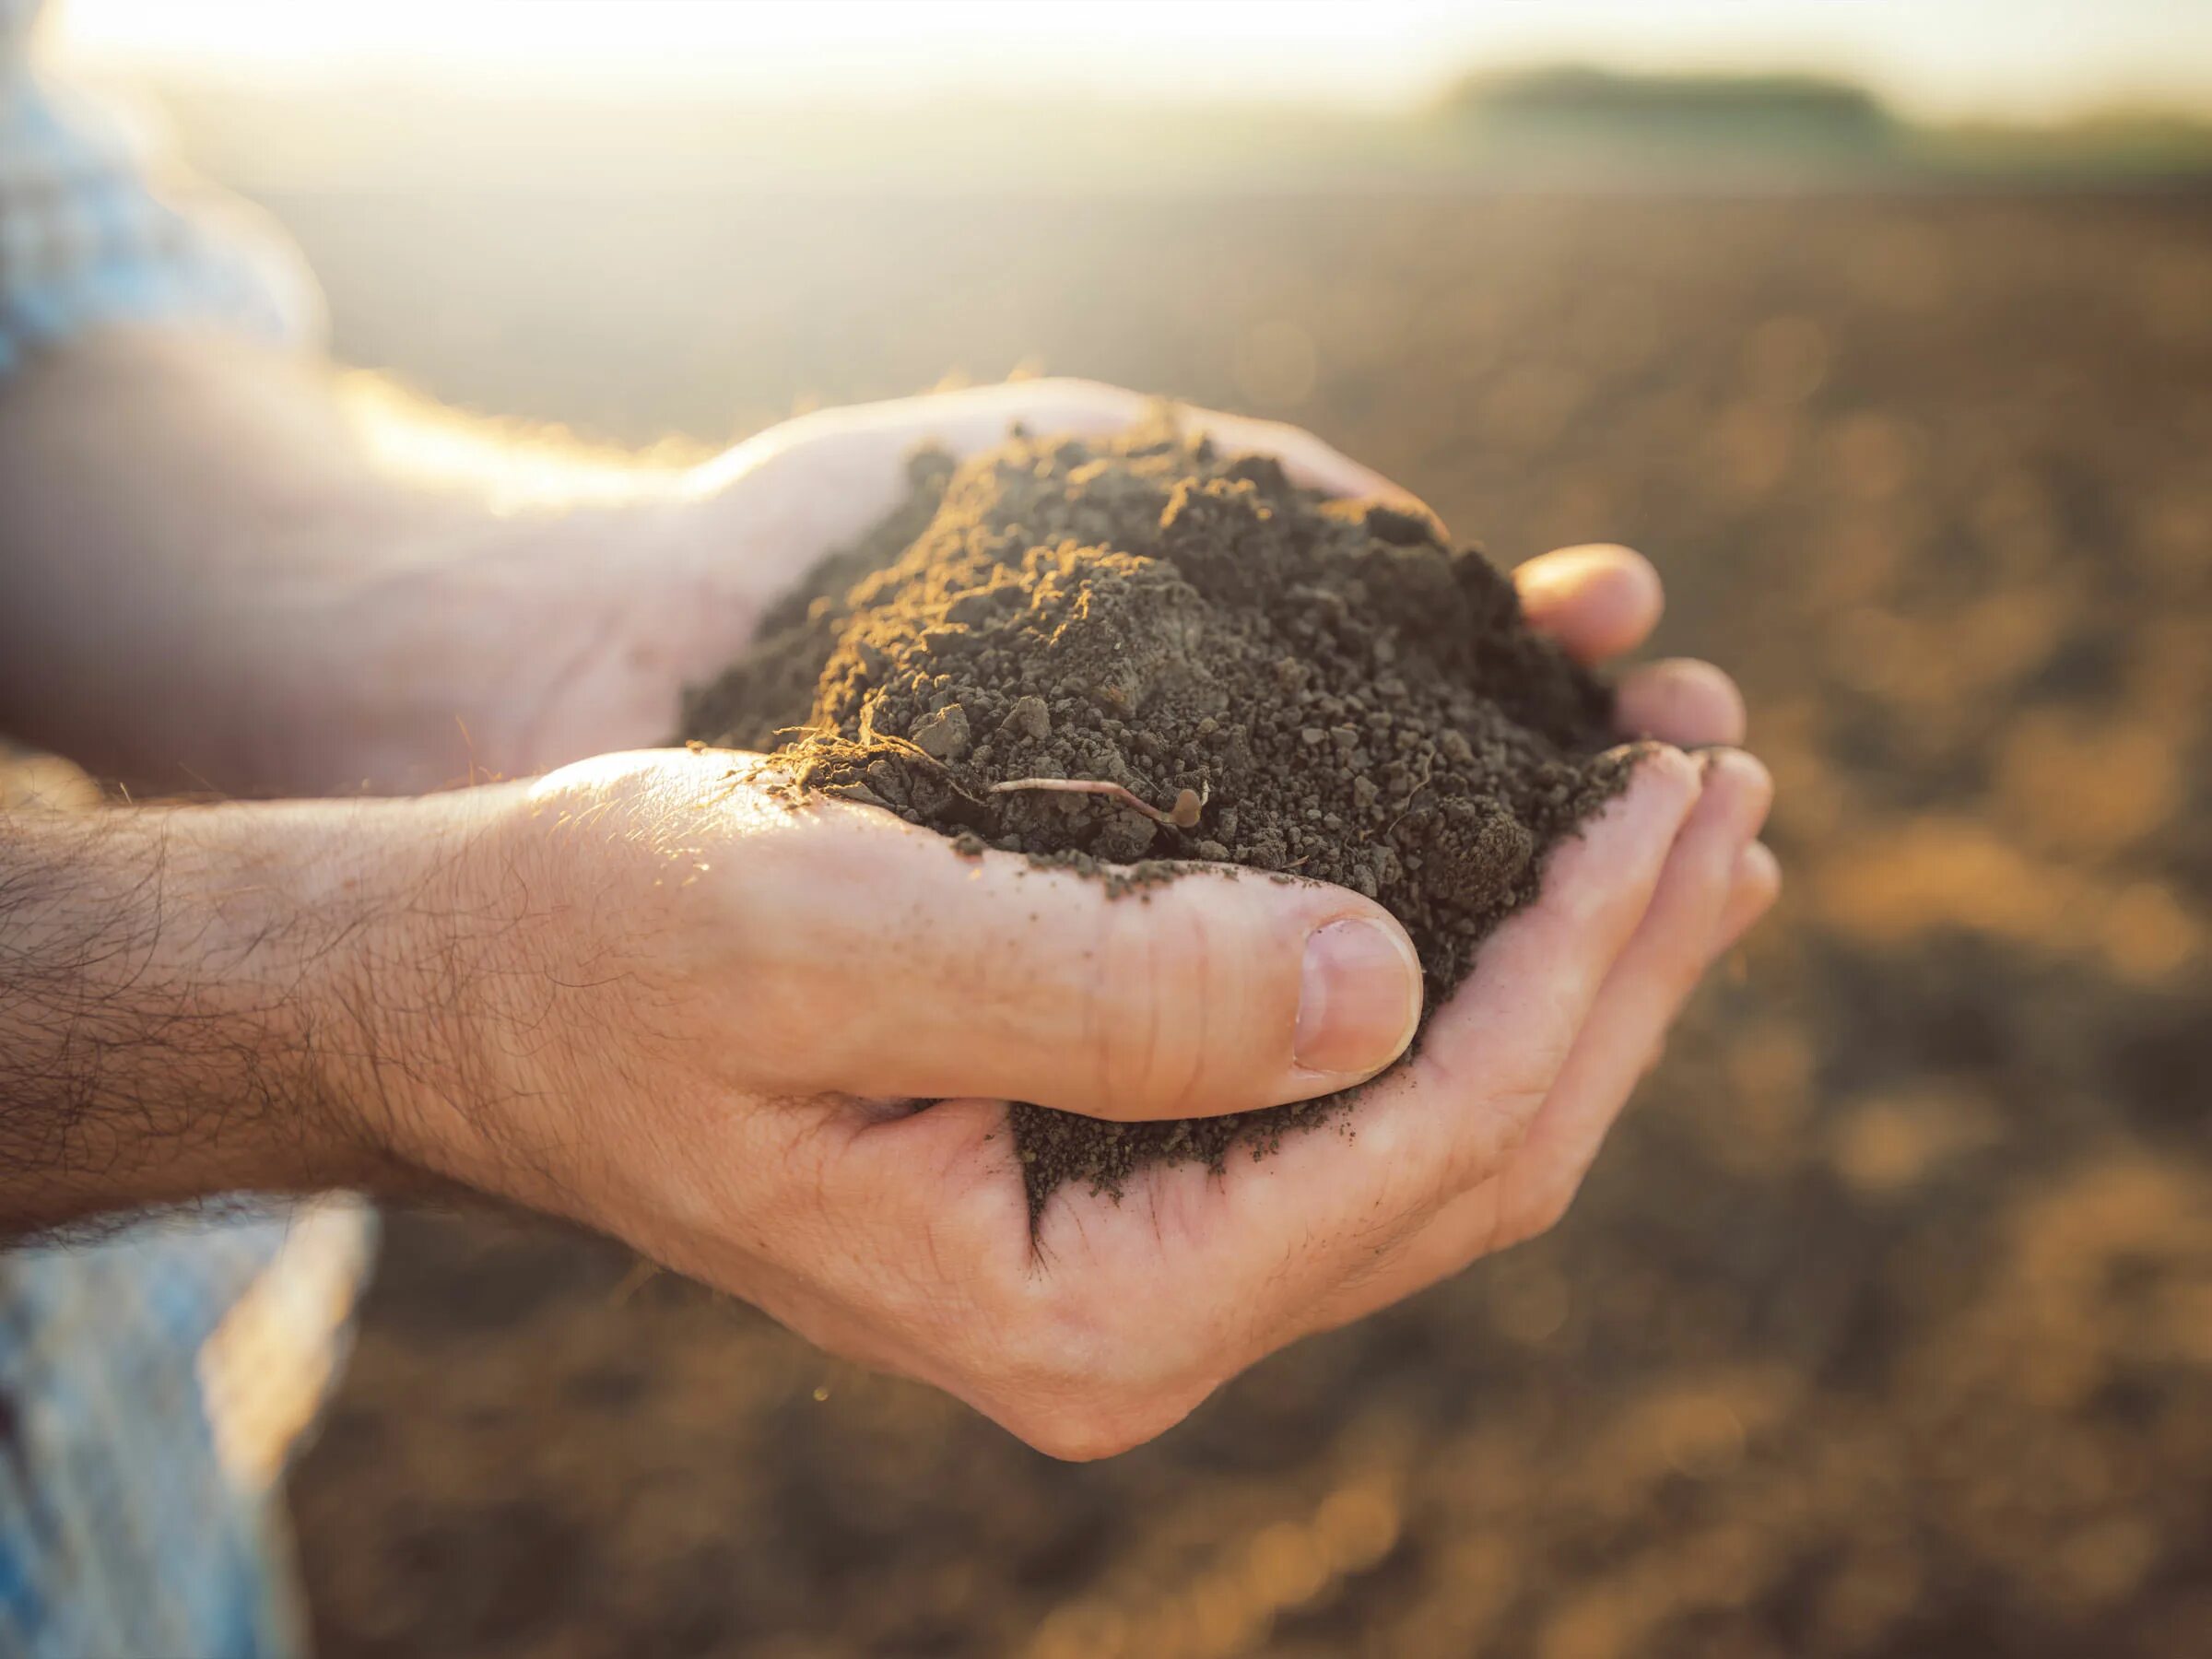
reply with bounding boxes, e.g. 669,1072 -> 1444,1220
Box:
3,4 -> 373,1654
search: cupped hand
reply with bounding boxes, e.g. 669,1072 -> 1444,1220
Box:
363,409 -> 1775,1454
488,379 -> 1741,777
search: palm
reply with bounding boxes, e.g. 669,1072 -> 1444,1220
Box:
500,381 -> 1430,772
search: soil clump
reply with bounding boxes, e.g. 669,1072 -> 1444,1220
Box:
681,417 -> 1624,1215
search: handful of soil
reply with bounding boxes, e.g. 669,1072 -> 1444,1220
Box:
682,416 -> 1626,1216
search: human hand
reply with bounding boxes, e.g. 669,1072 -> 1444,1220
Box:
449,379 -> 1507,775
285,376 -> 1751,800
339,525 -> 1772,1460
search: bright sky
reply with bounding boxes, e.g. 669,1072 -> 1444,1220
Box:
47,0 -> 2212,123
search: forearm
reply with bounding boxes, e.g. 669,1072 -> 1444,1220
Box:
0,328 -> 703,795
0,795 -> 453,1234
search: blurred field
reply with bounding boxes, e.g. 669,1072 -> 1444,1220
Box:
278,187 -> 2212,1657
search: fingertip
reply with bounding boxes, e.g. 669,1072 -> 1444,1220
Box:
1712,841 -> 1782,957
1515,545 -> 1664,663
1607,739 -> 1705,822
1695,747 -> 1774,841
1740,838 -> 1782,902
1616,658 -> 1748,748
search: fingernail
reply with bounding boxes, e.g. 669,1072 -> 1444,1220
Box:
1295,917 -> 1424,1076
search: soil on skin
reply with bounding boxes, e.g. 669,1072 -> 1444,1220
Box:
679,418 -> 1624,1213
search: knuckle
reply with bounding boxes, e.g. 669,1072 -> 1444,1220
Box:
1090,896 -> 1219,1116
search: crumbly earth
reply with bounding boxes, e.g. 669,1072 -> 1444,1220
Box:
681,418 -> 1623,1213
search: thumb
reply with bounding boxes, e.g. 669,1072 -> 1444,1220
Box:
743,800 -> 1424,1121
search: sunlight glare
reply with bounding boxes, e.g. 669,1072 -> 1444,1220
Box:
48,0 -> 2212,121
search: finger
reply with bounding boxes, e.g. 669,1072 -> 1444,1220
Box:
1615,658 -> 1747,748
1513,545 -> 1664,664
1406,743 -> 1704,1151
1031,746 -> 1703,1317
1710,840 -> 1781,958
1049,747 -> 1699,1240
1265,748 -> 1702,1319
736,801 -> 1423,1122
1492,748 -> 1772,1242
1313,750 -> 1772,1325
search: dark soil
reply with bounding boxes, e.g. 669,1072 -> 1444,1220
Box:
679,418 -> 1623,1211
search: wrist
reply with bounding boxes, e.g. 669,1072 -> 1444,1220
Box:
134,799 -> 436,1196
286,777 -> 670,1228
276,783 -> 551,1198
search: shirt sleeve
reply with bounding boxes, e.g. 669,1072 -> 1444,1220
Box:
0,58 -> 324,379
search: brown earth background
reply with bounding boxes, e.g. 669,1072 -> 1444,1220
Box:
238,178 -> 2212,1657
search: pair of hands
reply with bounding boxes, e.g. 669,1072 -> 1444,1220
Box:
311,381 -> 1775,1458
